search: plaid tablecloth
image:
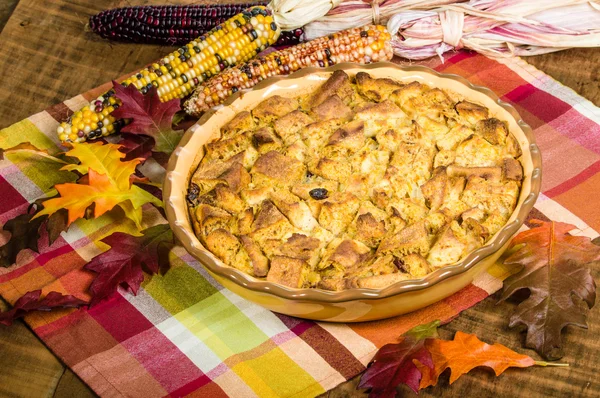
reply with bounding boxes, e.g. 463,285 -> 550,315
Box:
1,51 -> 599,397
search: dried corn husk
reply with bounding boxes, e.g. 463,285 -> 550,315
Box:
303,0 -> 456,38
304,0 -> 600,59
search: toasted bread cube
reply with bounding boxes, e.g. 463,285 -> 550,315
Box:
355,100 -> 407,123
354,213 -> 387,248
434,150 -> 455,168
311,95 -> 353,122
302,70 -> 354,110
270,189 -> 318,231
415,115 -> 450,141
396,253 -> 431,277
476,118 -> 508,145
266,256 -> 310,288
502,158 -> 523,181
203,133 -> 251,164
389,81 -> 428,116
273,110 -> 314,145
252,95 -> 299,123
251,150 -> 306,187
319,239 -> 372,274
197,185 -> 245,214
421,167 -> 448,210
237,208 -> 254,235
505,133 -> 522,158
252,127 -> 282,154
455,101 -> 489,126
301,120 -> 341,151
241,186 -> 273,206
377,221 -> 430,257
455,135 -> 503,168
192,204 -> 232,238
327,120 -> 365,152
250,200 -> 295,243
240,235 -> 269,277
461,177 -> 520,218
446,164 -> 502,182
221,111 -> 255,139
309,157 -> 351,183
205,229 -> 240,264
437,124 -> 473,151
318,192 -> 360,235
482,213 -> 508,235
355,72 -> 404,102
387,198 -> 429,226
277,233 -> 322,267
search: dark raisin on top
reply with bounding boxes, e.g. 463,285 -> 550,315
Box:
186,183 -> 200,205
309,188 -> 328,200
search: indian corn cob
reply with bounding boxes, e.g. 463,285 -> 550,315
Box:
89,3 -> 305,47
184,24 -> 393,116
58,5 -> 280,143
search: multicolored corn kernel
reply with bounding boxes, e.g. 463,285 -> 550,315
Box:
184,25 -> 393,116
89,3 -> 304,48
58,6 -> 280,143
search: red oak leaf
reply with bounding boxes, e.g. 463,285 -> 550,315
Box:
0,290 -> 87,326
118,133 -> 155,161
112,81 -> 183,154
84,223 -> 174,306
359,320 -> 440,397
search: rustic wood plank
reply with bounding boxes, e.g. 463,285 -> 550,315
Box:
0,299 -> 70,398
0,1 -> 599,397
527,48 -> 600,107
0,0 -> 18,34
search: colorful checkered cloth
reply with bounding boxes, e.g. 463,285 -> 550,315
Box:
1,52 -> 599,397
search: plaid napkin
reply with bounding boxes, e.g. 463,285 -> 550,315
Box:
1,51 -> 599,397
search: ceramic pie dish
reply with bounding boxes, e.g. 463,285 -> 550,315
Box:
164,62 -> 541,322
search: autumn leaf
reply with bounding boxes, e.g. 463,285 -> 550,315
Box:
112,81 -> 183,154
0,211 -> 46,268
34,142 -> 162,229
359,320 -> 440,397
61,142 -> 140,191
0,142 -> 78,194
35,169 -> 160,229
118,133 -> 155,161
499,220 -> 598,360
415,331 -> 547,389
0,290 -> 87,326
84,223 -> 174,306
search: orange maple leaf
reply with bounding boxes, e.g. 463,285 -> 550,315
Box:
35,169 -> 160,228
415,331 -> 536,389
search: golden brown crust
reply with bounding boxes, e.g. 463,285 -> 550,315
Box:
188,71 -> 524,289
252,95 -> 299,122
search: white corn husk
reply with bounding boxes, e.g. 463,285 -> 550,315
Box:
304,0 -> 600,59
268,0 -> 344,30
390,0 -> 600,59
303,0 -> 457,38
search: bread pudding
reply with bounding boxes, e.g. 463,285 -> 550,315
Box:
186,70 -> 523,290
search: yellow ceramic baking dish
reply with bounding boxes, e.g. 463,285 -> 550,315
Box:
164,62 -> 541,322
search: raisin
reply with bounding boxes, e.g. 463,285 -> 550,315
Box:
186,183 -> 200,205
393,258 -> 408,273
309,188 -> 328,200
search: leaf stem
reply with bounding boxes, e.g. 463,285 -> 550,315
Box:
534,361 -> 569,367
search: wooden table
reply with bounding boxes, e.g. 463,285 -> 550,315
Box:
0,1 -> 599,397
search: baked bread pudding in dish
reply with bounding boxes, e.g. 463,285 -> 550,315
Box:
186,70 -> 524,291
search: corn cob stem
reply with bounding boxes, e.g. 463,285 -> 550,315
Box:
184,25 -> 393,116
89,3 -> 304,47
58,5 -> 280,143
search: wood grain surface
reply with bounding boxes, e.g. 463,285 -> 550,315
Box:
0,1 -> 599,397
